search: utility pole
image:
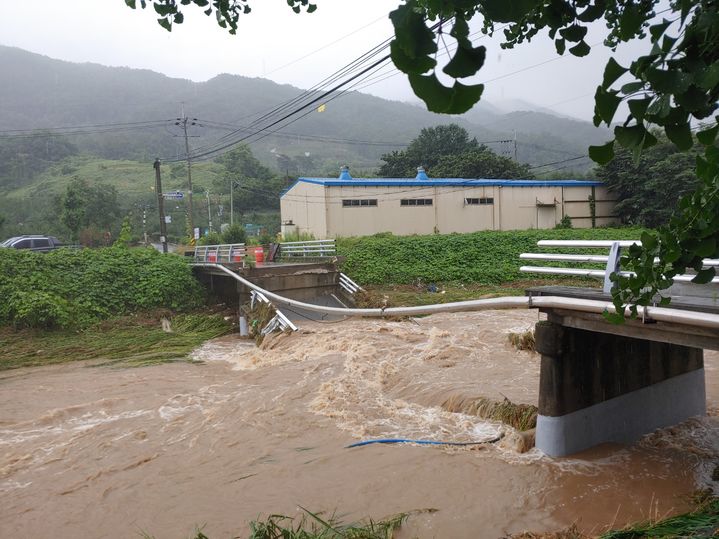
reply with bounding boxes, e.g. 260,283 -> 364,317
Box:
142,206 -> 148,245
177,104 -> 195,240
513,130 -> 518,162
206,189 -> 213,233
154,159 -> 168,253
230,179 -> 234,226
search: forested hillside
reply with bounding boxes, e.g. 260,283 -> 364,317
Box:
0,45 -> 608,174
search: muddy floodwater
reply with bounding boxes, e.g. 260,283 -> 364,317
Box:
2,310 -> 719,538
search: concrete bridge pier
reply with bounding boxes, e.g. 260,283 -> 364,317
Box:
534,320 -> 706,457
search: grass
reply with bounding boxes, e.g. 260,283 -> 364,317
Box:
247,509 -> 408,539
508,329 -> 536,352
358,278 -> 597,309
0,311 -> 233,370
442,395 -> 538,431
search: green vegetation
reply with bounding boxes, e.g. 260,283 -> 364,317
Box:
597,136 -> 700,228
508,329 -> 536,352
247,509 -> 408,539
0,312 -> 232,371
337,228 -> 642,286
379,124 -> 532,179
0,247 -> 204,329
442,395 -> 538,431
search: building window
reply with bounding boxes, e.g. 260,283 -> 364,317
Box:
342,199 -> 377,207
400,199 -> 433,206
465,197 -> 494,205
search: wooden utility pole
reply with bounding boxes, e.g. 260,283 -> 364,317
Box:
178,108 -> 195,239
154,159 -> 168,253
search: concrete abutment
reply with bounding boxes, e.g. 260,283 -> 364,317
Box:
534,320 -> 706,457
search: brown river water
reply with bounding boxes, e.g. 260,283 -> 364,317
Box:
2,310 -> 719,538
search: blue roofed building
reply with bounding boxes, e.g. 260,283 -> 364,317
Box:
280,166 -> 617,238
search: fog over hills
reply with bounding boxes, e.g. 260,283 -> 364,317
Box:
0,45 -> 609,174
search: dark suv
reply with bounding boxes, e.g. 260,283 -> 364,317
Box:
0,235 -> 65,252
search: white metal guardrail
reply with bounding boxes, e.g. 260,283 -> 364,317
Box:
250,290 -> 298,334
278,239 -> 336,260
339,272 -> 363,296
194,244 -> 246,264
194,263 -> 719,332
520,240 -> 719,293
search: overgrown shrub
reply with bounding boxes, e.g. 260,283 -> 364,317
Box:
0,247 -> 205,329
336,227 -> 643,285
221,223 -> 246,244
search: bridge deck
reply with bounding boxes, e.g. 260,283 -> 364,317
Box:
527,286 -> 719,351
527,285 -> 719,315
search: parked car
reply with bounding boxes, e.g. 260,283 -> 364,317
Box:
0,235 -> 66,252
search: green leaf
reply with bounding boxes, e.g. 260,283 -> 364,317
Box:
173,12 -> 184,24
665,123 -> 693,150
696,238 -> 717,258
619,4 -> 643,40
559,24 -> 588,42
307,4 -> 317,13
125,0 -> 136,8
614,124 -> 646,149
698,62 -> 719,91
409,74 -> 483,114
627,97 -> 652,121
157,17 -> 172,31
692,267 -> 716,284
443,44 -> 486,79
554,38 -> 566,55
481,0 -> 539,23
649,19 -> 671,41
602,58 -> 628,88
594,87 -> 621,126
389,3 -> 437,63
697,123 -> 719,145
568,40 -> 590,57
640,231 -> 657,251
391,41 -> 436,74
646,94 -> 671,118
620,81 -> 644,94
588,140 -> 615,164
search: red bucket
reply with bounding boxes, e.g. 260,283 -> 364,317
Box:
207,251 -> 217,263
232,248 -> 243,263
254,246 -> 265,264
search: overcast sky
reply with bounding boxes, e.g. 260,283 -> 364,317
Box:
0,0 -> 657,121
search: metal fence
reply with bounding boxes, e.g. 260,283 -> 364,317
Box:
277,239 -> 336,261
193,244 -> 246,264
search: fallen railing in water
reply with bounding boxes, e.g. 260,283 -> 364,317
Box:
193,262 -> 719,330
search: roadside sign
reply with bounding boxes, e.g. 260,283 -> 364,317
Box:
163,191 -> 184,200
194,227 -> 200,240
165,215 -> 172,224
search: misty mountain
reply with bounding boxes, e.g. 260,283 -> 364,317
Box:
0,45 -> 609,175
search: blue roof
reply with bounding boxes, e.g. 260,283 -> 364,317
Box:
281,177 -> 604,197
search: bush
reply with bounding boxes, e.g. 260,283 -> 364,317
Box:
0,247 -> 205,329
198,231 -> 222,245
336,227 -> 643,285
221,223 -> 246,244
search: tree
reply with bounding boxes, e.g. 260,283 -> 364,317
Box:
596,136 -> 699,228
379,124 -> 481,177
432,147 -> 533,179
215,145 -> 286,213
60,177 -> 122,240
128,0 -> 719,318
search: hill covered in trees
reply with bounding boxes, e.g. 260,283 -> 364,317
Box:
0,45 -> 608,176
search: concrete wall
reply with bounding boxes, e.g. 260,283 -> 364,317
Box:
280,182 -> 617,238
280,182 -> 327,238
534,320 -> 706,456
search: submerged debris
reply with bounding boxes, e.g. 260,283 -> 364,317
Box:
508,329 -> 536,352
442,395 -> 538,432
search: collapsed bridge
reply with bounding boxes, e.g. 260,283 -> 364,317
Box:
192,238 -> 719,458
